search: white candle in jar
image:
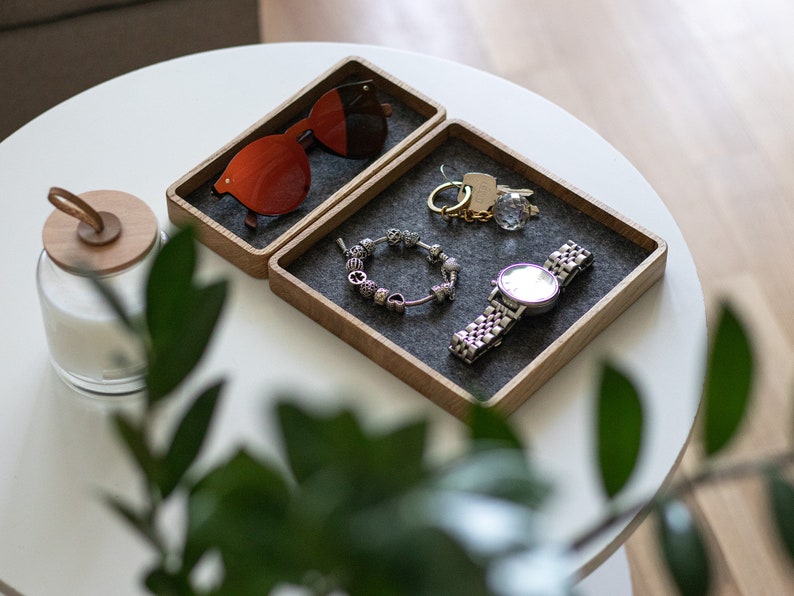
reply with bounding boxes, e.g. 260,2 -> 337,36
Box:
37,188 -> 160,397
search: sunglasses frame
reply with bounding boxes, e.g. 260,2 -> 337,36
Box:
165,56 -> 446,279
213,80 -> 393,229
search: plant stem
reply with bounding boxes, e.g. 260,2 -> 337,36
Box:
569,448 -> 794,553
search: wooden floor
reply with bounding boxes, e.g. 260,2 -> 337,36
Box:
260,1 -> 794,593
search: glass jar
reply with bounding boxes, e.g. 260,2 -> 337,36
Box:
36,188 -> 162,397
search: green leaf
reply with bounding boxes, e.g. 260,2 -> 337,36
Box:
349,525 -> 490,596
185,449 -> 293,584
113,414 -> 157,485
276,401 -> 432,507
146,279 -> 228,402
160,380 -> 224,498
187,449 -> 292,544
276,402 -> 367,484
375,418 -> 427,469
103,495 -> 159,550
467,404 -> 524,452
766,470 -> 794,564
596,363 -> 644,498
143,565 -> 193,596
702,304 -> 754,456
145,226 -> 196,347
656,499 -> 711,596
436,449 -> 550,508
367,418 -> 429,490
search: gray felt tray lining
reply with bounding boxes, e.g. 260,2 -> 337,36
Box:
285,135 -> 652,402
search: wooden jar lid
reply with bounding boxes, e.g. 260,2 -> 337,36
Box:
43,188 -> 158,275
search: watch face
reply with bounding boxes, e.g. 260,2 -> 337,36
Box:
498,263 -> 559,307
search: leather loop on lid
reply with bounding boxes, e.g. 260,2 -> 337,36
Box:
48,187 -> 123,246
42,189 -> 158,275
48,187 -> 104,233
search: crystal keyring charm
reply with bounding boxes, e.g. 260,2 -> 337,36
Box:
493,192 -> 534,231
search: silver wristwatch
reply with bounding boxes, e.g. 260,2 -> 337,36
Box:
449,240 -> 594,364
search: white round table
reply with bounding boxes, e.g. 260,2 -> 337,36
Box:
0,42 -> 705,595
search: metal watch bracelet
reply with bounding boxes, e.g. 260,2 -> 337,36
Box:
449,240 -> 593,364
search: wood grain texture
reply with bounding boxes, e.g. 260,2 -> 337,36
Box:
43,190 -> 158,275
261,0 -> 794,592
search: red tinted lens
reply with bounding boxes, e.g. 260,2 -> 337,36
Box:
213,134 -> 311,216
309,80 -> 387,158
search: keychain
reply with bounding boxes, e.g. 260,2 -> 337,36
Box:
427,165 -> 539,230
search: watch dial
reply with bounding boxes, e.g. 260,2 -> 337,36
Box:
499,263 -> 559,305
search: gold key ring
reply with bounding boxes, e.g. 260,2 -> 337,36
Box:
427,181 -> 472,215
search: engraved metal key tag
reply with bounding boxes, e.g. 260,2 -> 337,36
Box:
458,172 -> 500,213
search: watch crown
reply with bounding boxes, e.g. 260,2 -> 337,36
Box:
490,279 -> 497,287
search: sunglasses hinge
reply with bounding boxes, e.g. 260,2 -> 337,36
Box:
296,129 -> 316,150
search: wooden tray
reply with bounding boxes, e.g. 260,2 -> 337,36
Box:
268,119 -> 667,418
166,56 -> 445,278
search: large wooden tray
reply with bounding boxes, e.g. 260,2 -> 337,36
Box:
269,119 -> 667,418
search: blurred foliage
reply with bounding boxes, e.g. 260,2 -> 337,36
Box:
99,229 -> 794,595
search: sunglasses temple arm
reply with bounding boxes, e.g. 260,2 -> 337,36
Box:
244,209 -> 259,230
284,99 -> 391,150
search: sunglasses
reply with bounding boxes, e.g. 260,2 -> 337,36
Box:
213,80 -> 392,230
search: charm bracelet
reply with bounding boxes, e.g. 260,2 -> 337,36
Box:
337,228 -> 460,313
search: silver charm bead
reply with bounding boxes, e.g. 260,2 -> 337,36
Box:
442,281 -> 456,301
360,238 -> 376,256
427,244 -> 443,263
386,228 -> 403,245
430,285 -> 447,303
374,287 -> 389,306
346,257 -> 364,272
386,293 -> 406,314
348,244 -> 367,259
359,279 -> 378,298
442,257 -> 461,284
348,270 -> 367,285
402,230 -> 420,247
442,257 -> 461,273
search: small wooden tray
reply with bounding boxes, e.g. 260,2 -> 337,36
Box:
269,120 -> 667,418
166,56 -> 445,278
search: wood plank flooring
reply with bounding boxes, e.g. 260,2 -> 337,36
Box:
260,1 -> 794,592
